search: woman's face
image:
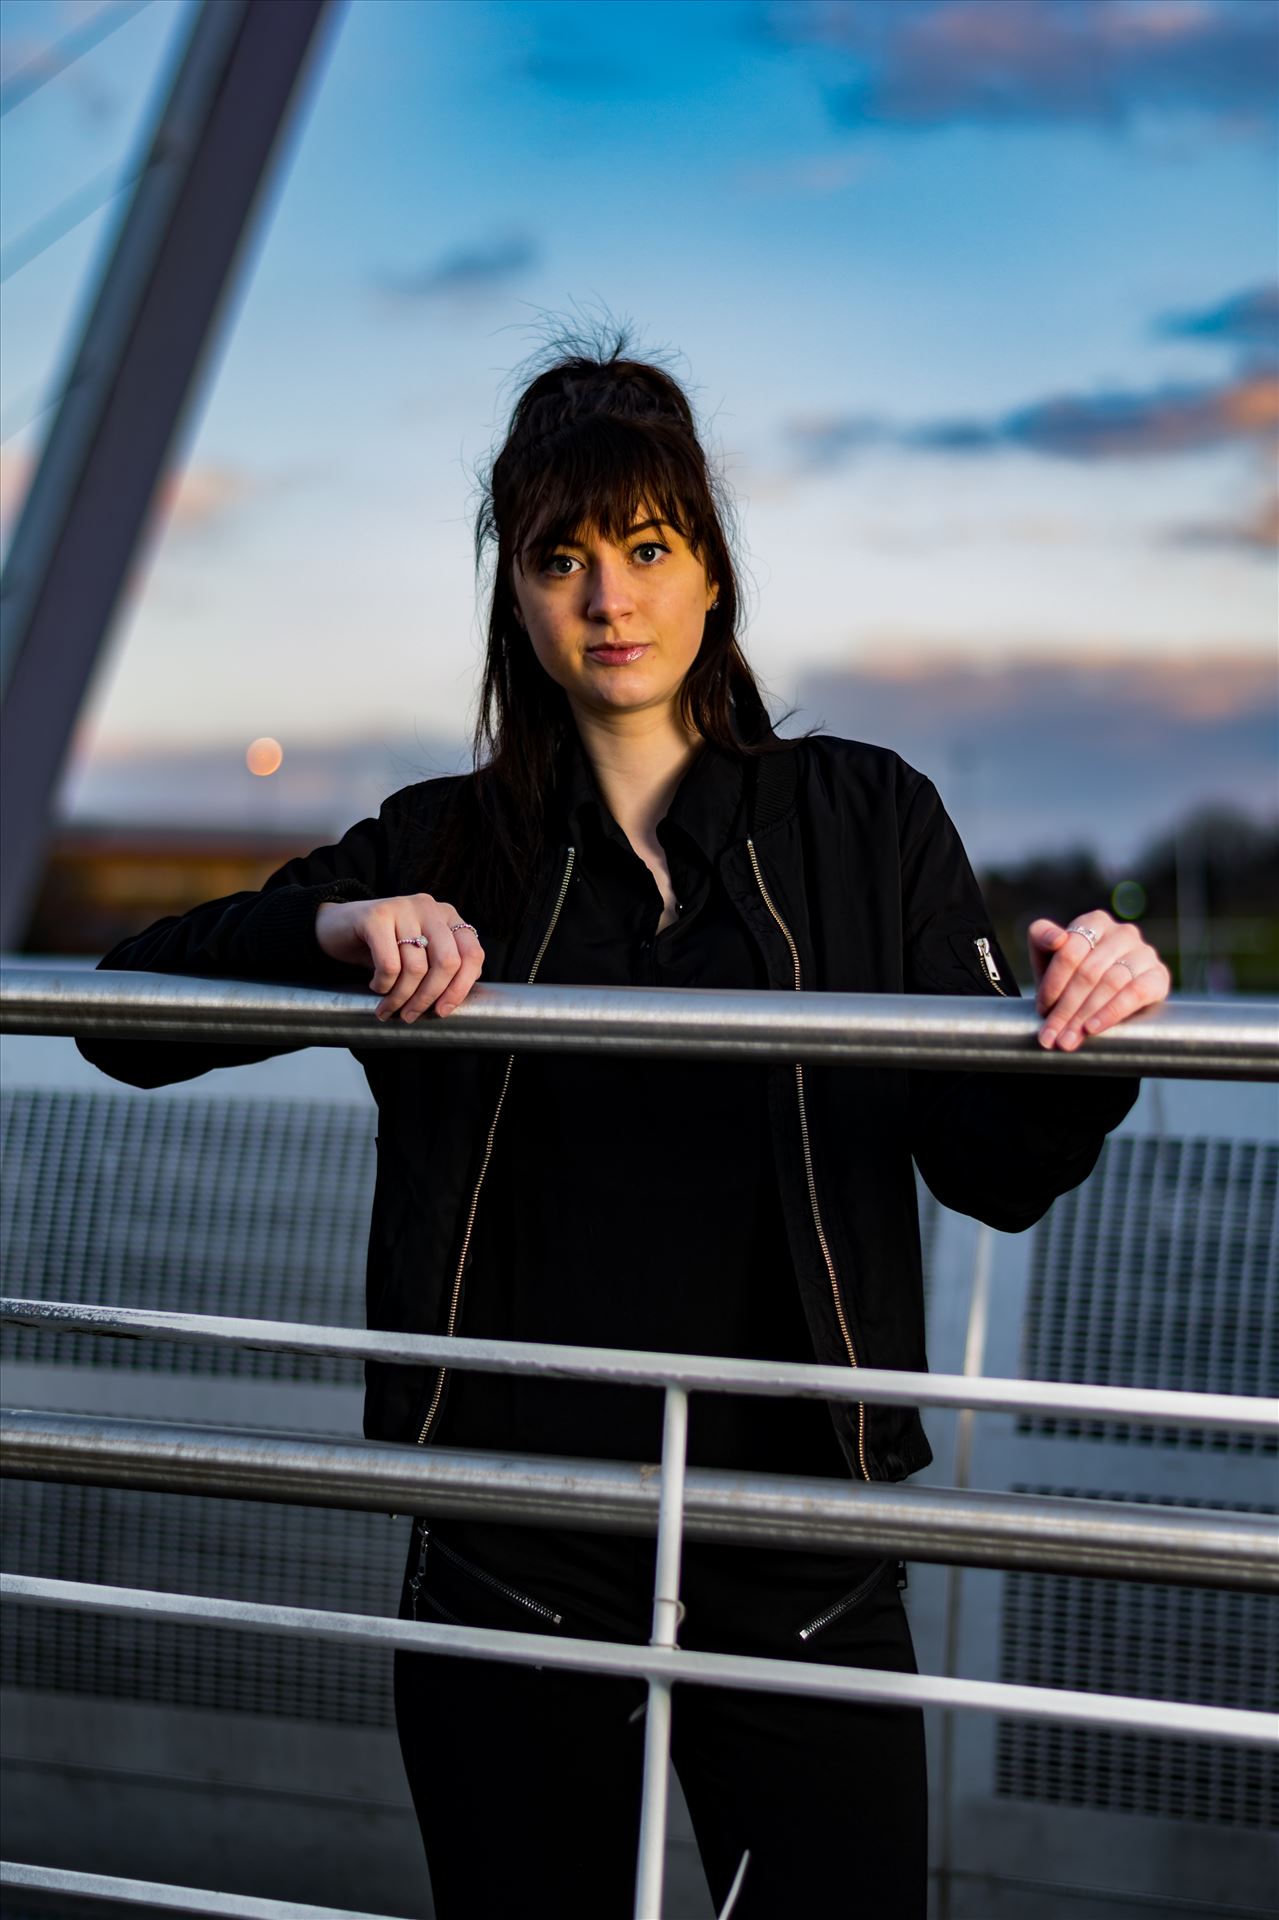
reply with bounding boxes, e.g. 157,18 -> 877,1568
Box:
511,512 -> 718,726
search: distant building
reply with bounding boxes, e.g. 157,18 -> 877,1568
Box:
25,825 -> 324,957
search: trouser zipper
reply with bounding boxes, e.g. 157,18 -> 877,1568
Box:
408,1519 -> 431,1621
418,1528 -> 564,1625
796,1558 -> 895,1643
746,837 -> 871,1481
416,846 -> 577,1447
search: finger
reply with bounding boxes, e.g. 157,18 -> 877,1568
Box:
1029,917 -> 1083,1013
1080,961 -> 1171,1039
1044,933 -> 1136,1052
364,907 -> 419,999
1058,971 -> 1162,1047
396,904 -> 464,1023
375,928 -> 430,1020
1026,919 -> 1072,990
434,924 -> 485,1016
373,894 -> 439,1017
1050,956 -> 1151,1049
1065,942 -> 1158,1032
1035,914 -> 1124,1019
399,923 -> 484,1021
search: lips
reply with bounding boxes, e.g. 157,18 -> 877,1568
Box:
586,644 -> 648,666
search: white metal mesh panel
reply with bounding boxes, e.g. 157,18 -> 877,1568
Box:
1017,1136 -> 1278,1451
1,1088 -> 374,1381
996,1488 -> 1278,1828
2,1480 -> 405,1727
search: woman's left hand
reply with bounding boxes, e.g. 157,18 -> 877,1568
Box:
1028,910 -> 1171,1051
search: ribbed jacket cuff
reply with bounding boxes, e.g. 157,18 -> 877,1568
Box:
242,879 -> 374,984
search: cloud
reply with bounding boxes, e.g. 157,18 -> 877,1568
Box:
63,729 -> 470,834
780,368 -> 1278,474
913,368 -> 1279,461
1167,490 -> 1279,553
61,652 -> 1276,869
778,281 -> 1279,531
374,236 -> 538,303
782,413 -> 887,469
159,465 -> 263,532
1,447 -> 272,546
757,0 -> 1277,138
793,650 -> 1277,863
1156,284 -> 1279,368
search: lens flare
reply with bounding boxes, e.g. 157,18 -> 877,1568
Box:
246,737 -> 283,777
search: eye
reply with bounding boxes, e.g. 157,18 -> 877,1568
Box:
632,541 -> 670,565
543,553 -> 581,577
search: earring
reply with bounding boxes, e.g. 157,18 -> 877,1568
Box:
710,599 -> 720,611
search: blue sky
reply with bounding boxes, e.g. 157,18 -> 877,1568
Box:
1,0 -> 1275,859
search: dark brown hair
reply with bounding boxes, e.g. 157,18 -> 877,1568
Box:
427,334 -> 796,933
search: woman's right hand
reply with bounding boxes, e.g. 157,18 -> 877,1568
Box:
315,895 -> 485,1022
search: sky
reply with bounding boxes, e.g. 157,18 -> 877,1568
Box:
1,0 -> 1276,864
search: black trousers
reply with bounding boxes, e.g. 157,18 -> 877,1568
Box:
393,1519 -> 928,1919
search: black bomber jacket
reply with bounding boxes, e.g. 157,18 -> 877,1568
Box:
76,732 -> 1139,1482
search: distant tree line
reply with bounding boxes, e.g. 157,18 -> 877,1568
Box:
979,805 -> 1279,992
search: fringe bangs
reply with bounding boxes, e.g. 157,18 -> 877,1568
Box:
489,415 -> 714,571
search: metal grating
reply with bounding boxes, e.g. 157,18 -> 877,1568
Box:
1,1089 -> 374,1381
1,1089 -> 401,1727
1017,1136 -> 1278,1451
1,1481 -> 406,1726
996,1488 -> 1279,1828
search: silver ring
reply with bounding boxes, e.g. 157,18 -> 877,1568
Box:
396,935 -> 429,950
1114,956 -> 1137,978
449,921 -> 478,936
1066,924 -> 1100,951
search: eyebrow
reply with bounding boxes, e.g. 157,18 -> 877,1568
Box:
522,518 -> 672,560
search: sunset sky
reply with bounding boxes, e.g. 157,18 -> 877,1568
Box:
1,0 -> 1275,862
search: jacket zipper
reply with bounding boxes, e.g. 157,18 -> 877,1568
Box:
410,1523 -> 564,1625
415,846 -> 577,1446
796,1557 -> 892,1643
974,935 -> 1008,996
745,837 -> 871,1481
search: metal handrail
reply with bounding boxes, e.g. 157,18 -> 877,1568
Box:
3,1299 -> 1274,1431
4,963 -> 1277,1078
5,1572 -> 1276,1749
0,1859 -> 405,1920
6,969 -> 1277,1917
5,1408 -> 1275,1590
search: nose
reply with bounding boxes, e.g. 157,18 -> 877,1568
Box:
585,552 -> 636,625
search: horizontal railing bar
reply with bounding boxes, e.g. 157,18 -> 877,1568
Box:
4,1410 -> 1275,1589
4,1573 -> 1274,1747
4,1300 -> 1275,1433
0,1860 -> 408,1920
4,964 -> 1275,1080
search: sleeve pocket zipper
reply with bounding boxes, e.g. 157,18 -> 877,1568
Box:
974,935 -> 1008,995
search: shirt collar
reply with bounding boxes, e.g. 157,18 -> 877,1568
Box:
557,727 -> 747,867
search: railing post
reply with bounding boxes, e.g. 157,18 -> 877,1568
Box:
634,1385 -> 689,1920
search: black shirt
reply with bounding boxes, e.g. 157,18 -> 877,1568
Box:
436,730 -> 849,1476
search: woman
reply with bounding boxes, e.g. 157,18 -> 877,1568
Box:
78,343 -> 1170,1919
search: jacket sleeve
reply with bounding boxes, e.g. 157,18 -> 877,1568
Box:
899,768 -> 1139,1233
74,803 -> 394,1091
